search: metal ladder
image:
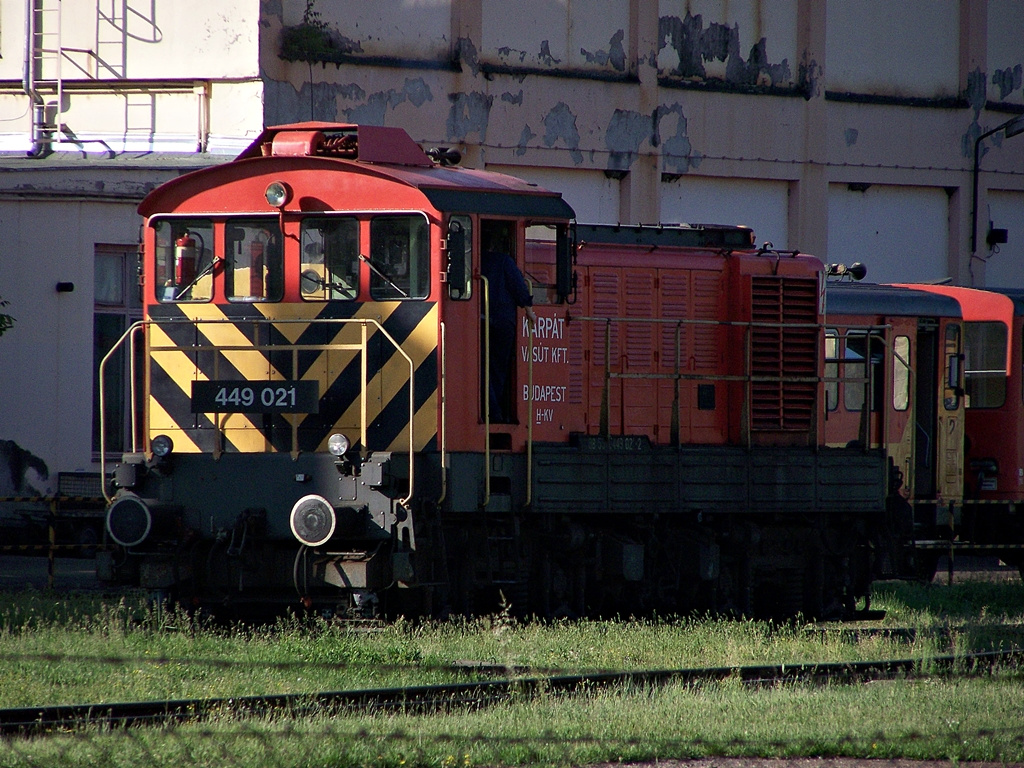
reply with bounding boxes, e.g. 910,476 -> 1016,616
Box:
29,0 -> 64,146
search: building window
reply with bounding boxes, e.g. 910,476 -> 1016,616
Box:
93,244 -> 143,454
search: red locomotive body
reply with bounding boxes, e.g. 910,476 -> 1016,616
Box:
99,122 -> 888,619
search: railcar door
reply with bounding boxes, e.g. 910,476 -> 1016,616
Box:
934,321 -> 964,502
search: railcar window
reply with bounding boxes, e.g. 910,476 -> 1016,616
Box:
843,332 -> 884,412
893,335 -> 910,411
369,215 -> 430,300
963,321 -> 1007,409
300,217 -> 359,300
225,219 -> 284,302
153,219 -> 214,302
824,330 -> 839,411
943,324 -> 961,410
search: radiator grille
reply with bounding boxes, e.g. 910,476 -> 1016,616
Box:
750,277 -> 819,432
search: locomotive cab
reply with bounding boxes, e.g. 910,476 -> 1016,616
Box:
99,123 -> 576,616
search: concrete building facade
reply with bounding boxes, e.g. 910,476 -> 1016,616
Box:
1,0 -> 1023,492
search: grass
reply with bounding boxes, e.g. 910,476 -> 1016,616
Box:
0,577 -> 1022,766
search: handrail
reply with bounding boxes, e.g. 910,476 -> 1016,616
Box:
480,275 -> 491,507
437,320 -> 448,505
98,315 -> 416,508
98,320 -> 147,503
571,313 -> 824,444
525,281 -> 535,506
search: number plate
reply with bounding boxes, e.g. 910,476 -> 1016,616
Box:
191,381 -> 320,413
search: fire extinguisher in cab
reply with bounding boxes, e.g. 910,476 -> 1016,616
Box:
174,233 -> 197,286
250,233 -> 266,297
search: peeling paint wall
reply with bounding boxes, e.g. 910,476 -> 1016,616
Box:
280,0 -> 451,60
988,0 -> 1024,105
657,0 -> 798,87
482,0 -> 631,72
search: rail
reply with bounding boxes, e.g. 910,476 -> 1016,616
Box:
3,647 -> 1021,736
99,316 -> 416,507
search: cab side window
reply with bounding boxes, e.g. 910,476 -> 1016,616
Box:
153,219 -> 214,302
369,215 -> 430,300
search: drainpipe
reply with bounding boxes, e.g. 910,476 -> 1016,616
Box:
23,0 -> 47,157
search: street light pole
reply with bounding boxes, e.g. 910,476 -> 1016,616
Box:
971,114 -> 1024,256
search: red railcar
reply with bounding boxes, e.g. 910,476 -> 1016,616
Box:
99,122 -> 888,619
823,282 -> 965,580
893,285 -> 1024,576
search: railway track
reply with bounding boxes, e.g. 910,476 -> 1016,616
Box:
2,648 -> 1022,738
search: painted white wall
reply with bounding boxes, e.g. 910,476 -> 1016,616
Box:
0,197 -> 141,491
989,0 -> 1024,107
826,183 -> 949,284
825,0 -> 960,98
0,0 -> 260,81
977,190 -> 1024,287
661,176 -> 790,251
489,164 -> 620,225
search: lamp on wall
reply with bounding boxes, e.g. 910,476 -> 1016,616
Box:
971,114 -> 1024,256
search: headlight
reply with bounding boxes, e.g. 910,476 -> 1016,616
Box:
151,434 -> 174,458
265,181 -> 292,208
328,433 -> 350,457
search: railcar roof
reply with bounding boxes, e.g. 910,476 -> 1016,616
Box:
891,283 -> 1014,373
825,282 -> 963,318
984,287 -> 1024,314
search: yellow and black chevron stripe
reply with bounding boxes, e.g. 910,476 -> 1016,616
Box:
146,301 -> 439,456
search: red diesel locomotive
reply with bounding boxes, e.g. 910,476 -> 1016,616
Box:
98,122 -> 890,619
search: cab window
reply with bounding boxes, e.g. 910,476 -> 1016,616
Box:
300,217 -> 359,300
225,219 -> 283,302
369,215 -> 430,300
153,218 -> 214,302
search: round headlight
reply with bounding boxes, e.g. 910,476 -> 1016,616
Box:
328,433 -> 351,457
265,181 -> 292,208
151,434 -> 174,458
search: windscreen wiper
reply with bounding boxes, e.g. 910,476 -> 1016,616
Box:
358,253 -> 408,298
